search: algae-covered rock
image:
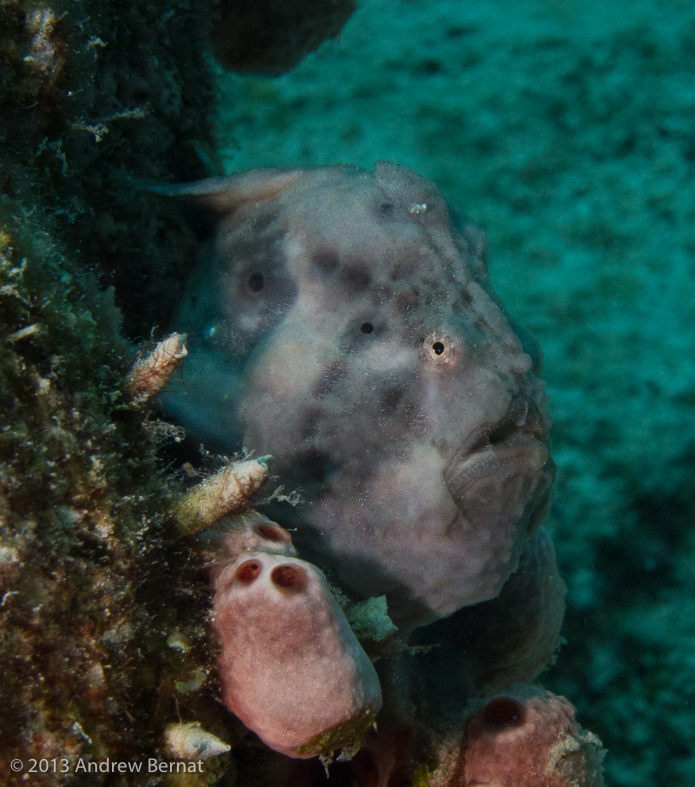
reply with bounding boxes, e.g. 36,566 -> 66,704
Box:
0,197 -> 188,785
0,0 -> 230,783
0,0 -> 215,337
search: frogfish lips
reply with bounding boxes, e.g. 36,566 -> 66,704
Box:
444,395 -> 555,543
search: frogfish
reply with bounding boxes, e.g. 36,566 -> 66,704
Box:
162,162 -> 556,631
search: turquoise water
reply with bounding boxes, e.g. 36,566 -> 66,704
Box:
214,2 -> 695,784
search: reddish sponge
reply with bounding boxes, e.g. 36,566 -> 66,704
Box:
211,549 -> 382,758
459,685 -> 605,786
209,512 -> 298,560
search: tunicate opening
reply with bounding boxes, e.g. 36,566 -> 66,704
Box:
360,322 -> 374,334
481,697 -> 526,728
256,523 -> 291,543
236,560 -> 262,583
271,564 -> 307,591
247,272 -> 264,292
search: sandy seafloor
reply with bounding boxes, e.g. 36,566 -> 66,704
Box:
213,2 -> 695,785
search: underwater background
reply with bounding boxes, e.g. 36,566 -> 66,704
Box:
1,0 -> 694,784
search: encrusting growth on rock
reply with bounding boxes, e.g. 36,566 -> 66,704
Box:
126,334 -> 272,537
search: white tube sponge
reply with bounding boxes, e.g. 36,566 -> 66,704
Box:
210,549 -> 382,759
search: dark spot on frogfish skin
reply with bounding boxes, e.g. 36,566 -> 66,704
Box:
247,271 -> 264,292
248,207 -> 278,234
380,385 -> 404,412
299,406 -> 325,439
229,236 -> 299,336
340,264 -> 371,292
377,201 -> 397,219
394,290 -> 419,314
311,251 -> 339,275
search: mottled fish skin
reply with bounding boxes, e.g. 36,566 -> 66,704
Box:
163,162 -> 555,629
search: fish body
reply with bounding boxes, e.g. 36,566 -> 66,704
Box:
164,163 -> 555,628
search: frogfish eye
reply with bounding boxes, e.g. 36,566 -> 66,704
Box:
422,331 -> 461,370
